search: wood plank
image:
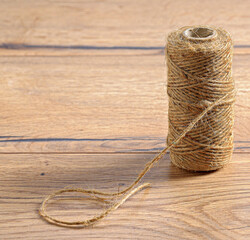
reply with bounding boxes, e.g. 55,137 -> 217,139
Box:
0,0 -> 249,57
0,153 -> 249,239
0,53 -> 249,153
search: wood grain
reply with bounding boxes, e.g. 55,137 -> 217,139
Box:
0,53 -> 249,153
0,0 -> 249,50
0,153 -> 249,240
0,0 -> 249,239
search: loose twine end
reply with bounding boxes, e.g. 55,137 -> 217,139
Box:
39,91 -> 235,228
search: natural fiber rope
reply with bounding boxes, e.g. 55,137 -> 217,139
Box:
39,25 -> 235,228
166,26 -> 235,171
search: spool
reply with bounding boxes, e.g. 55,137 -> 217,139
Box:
166,26 -> 235,171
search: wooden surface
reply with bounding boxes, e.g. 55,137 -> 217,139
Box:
1,154 -> 250,240
0,0 -> 249,239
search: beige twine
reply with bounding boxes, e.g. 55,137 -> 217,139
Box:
167,26 -> 235,171
39,25 -> 235,228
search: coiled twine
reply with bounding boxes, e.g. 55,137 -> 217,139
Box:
39,26 -> 236,228
166,26 -> 235,171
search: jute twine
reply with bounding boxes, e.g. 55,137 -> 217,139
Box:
167,26 -> 235,171
39,26 -> 235,228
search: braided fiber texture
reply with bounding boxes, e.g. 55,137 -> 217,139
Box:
166,26 -> 235,171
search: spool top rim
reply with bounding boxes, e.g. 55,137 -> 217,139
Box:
183,27 -> 217,41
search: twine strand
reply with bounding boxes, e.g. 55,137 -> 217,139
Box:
39,91 -> 234,228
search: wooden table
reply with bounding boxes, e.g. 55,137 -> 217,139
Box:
0,1 -> 249,239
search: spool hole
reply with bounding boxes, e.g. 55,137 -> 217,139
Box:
183,27 -> 216,40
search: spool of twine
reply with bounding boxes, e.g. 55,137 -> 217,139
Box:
39,25 -> 235,228
166,26 -> 235,171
